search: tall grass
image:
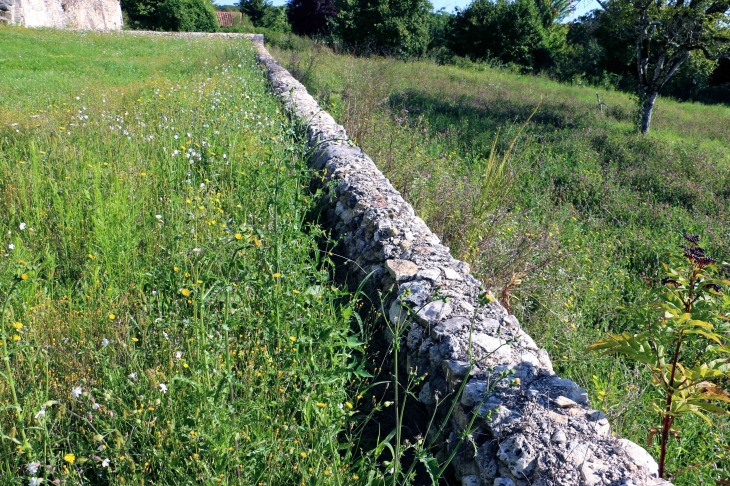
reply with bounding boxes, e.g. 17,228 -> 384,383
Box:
0,28 -> 365,484
268,34 -> 730,485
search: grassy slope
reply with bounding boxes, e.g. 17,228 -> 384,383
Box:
268,35 -> 730,485
0,28 -> 363,485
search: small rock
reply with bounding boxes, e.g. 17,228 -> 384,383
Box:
386,259 -> 418,281
461,476 -> 480,486
442,267 -> 463,281
431,316 -> 470,340
615,439 -> 659,476
551,429 -> 568,444
554,396 -> 579,409
388,300 -> 408,326
418,267 -> 441,281
471,334 -> 512,361
419,382 -> 435,405
493,479 -> 516,486
497,435 -> 536,478
416,301 -> 452,325
461,380 -> 488,407
400,280 -> 432,307
443,360 -> 472,381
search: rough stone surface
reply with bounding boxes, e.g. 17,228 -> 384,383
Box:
251,36 -> 673,486
3,0 -> 123,29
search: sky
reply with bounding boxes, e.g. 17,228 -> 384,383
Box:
215,0 -> 601,22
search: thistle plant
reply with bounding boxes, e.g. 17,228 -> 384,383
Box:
589,233 -> 730,479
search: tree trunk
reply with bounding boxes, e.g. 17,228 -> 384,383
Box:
640,90 -> 658,135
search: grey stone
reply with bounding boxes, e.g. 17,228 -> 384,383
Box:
462,476 -> 481,486
550,430 -> 567,444
471,334 -> 512,361
417,267 -> 442,281
388,300 -> 408,326
462,380 -> 489,407
400,280 -> 432,307
443,266 -> 463,281
432,317 -> 470,340
554,396 -> 579,409
497,436 -> 536,478
493,479 -> 516,486
416,301 -> 452,325
615,439 -> 659,476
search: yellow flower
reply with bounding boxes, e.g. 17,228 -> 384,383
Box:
64,453 -> 76,464
12,335 -> 20,341
316,402 -> 326,409
21,273 -> 28,280
235,233 -> 243,240
289,336 -> 296,342
300,452 -> 307,458
345,402 -> 353,409
181,288 -> 190,297
174,267 -> 179,272
272,273 -> 281,278
109,314 -> 115,320
12,322 -> 23,330
253,237 -> 261,247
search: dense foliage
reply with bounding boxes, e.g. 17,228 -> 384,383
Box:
121,0 -> 217,31
448,0 -> 551,68
287,0 -> 337,35
334,0 -> 433,57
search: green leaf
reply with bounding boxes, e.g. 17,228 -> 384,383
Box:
420,455 -> 441,485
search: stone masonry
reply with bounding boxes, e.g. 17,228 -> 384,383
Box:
251,37 -> 674,486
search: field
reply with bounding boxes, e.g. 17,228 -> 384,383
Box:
267,34 -> 730,485
0,28 -> 366,484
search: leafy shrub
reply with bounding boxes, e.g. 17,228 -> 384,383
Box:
158,0 -> 218,32
286,0 -> 337,36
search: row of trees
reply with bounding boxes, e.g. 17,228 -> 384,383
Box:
238,0 -> 729,133
119,0 -> 729,133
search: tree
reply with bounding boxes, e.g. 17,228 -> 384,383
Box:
240,0 -> 268,25
158,0 -> 218,31
121,0 -> 217,30
596,0 -> 730,134
334,0 -> 433,58
287,0 -> 337,36
447,0 -> 551,68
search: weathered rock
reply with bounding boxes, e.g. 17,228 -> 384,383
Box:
4,0 -> 122,28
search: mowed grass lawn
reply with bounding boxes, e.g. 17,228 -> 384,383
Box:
269,35 -> 730,485
0,28 -> 364,485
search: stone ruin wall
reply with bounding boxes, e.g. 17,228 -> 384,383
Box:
251,36 -> 674,486
0,0 -> 122,30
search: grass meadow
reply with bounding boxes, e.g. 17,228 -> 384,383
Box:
267,34 -> 730,485
0,28 -> 367,485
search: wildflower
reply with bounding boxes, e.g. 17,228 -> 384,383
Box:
21,274 -> 28,280
300,452 -> 307,458
273,273 -> 281,278
235,233 -> 243,240
128,372 -> 138,379
92,403 -> 100,410
35,407 -> 46,419
175,351 -> 183,359
101,458 -> 110,467
108,314 -> 115,320
8,244 -> 14,250
101,338 -> 110,347
26,462 -> 40,474
316,402 -> 326,409
72,387 -> 82,398
180,288 -> 190,297
12,322 -> 23,329
19,223 -> 26,230
29,478 -> 42,486
193,248 -> 201,253
345,402 -> 353,409
63,453 -> 75,464
289,336 -> 296,342
155,214 -> 163,221
158,383 -> 168,393
12,335 -> 20,341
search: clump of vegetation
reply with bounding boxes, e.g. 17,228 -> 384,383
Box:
122,0 -> 218,31
0,28 -> 366,484
590,234 -> 730,479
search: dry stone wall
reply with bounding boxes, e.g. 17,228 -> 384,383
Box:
252,38 -> 674,486
0,0 -> 122,29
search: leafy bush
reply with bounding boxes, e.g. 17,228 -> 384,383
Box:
158,0 -> 218,32
286,0 -> 337,36
447,0 -> 551,69
334,0 -> 432,58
